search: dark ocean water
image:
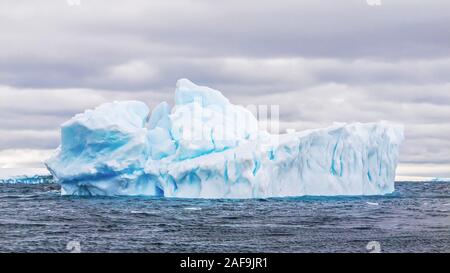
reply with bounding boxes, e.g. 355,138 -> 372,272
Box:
0,181 -> 448,253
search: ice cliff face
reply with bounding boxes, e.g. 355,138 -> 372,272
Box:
45,79 -> 404,198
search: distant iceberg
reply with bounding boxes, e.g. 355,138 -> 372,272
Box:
429,177 -> 450,182
0,168 -> 54,184
0,175 -> 55,184
45,79 -> 404,198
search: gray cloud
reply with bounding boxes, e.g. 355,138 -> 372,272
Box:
1,0 -> 450,89
0,0 -> 449,178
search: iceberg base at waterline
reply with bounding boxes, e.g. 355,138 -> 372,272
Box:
45,79 -> 404,198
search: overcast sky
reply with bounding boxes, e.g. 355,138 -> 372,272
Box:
0,0 -> 449,179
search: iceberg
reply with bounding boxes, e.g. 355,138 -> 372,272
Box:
0,168 -> 54,184
0,175 -> 54,184
429,177 -> 450,182
0,175 -> 55,184
45,79 -> 404,198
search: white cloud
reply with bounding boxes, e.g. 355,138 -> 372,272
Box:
0,129 -> 59,149
0,149 -> 54,168
397,163 -> 450,179
0,85 -> 107,115
107,60 -> 159,83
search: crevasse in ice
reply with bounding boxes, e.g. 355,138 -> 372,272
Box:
45,79 -> 404,198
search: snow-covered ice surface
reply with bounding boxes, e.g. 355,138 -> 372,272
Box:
46,79 -> 404,198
